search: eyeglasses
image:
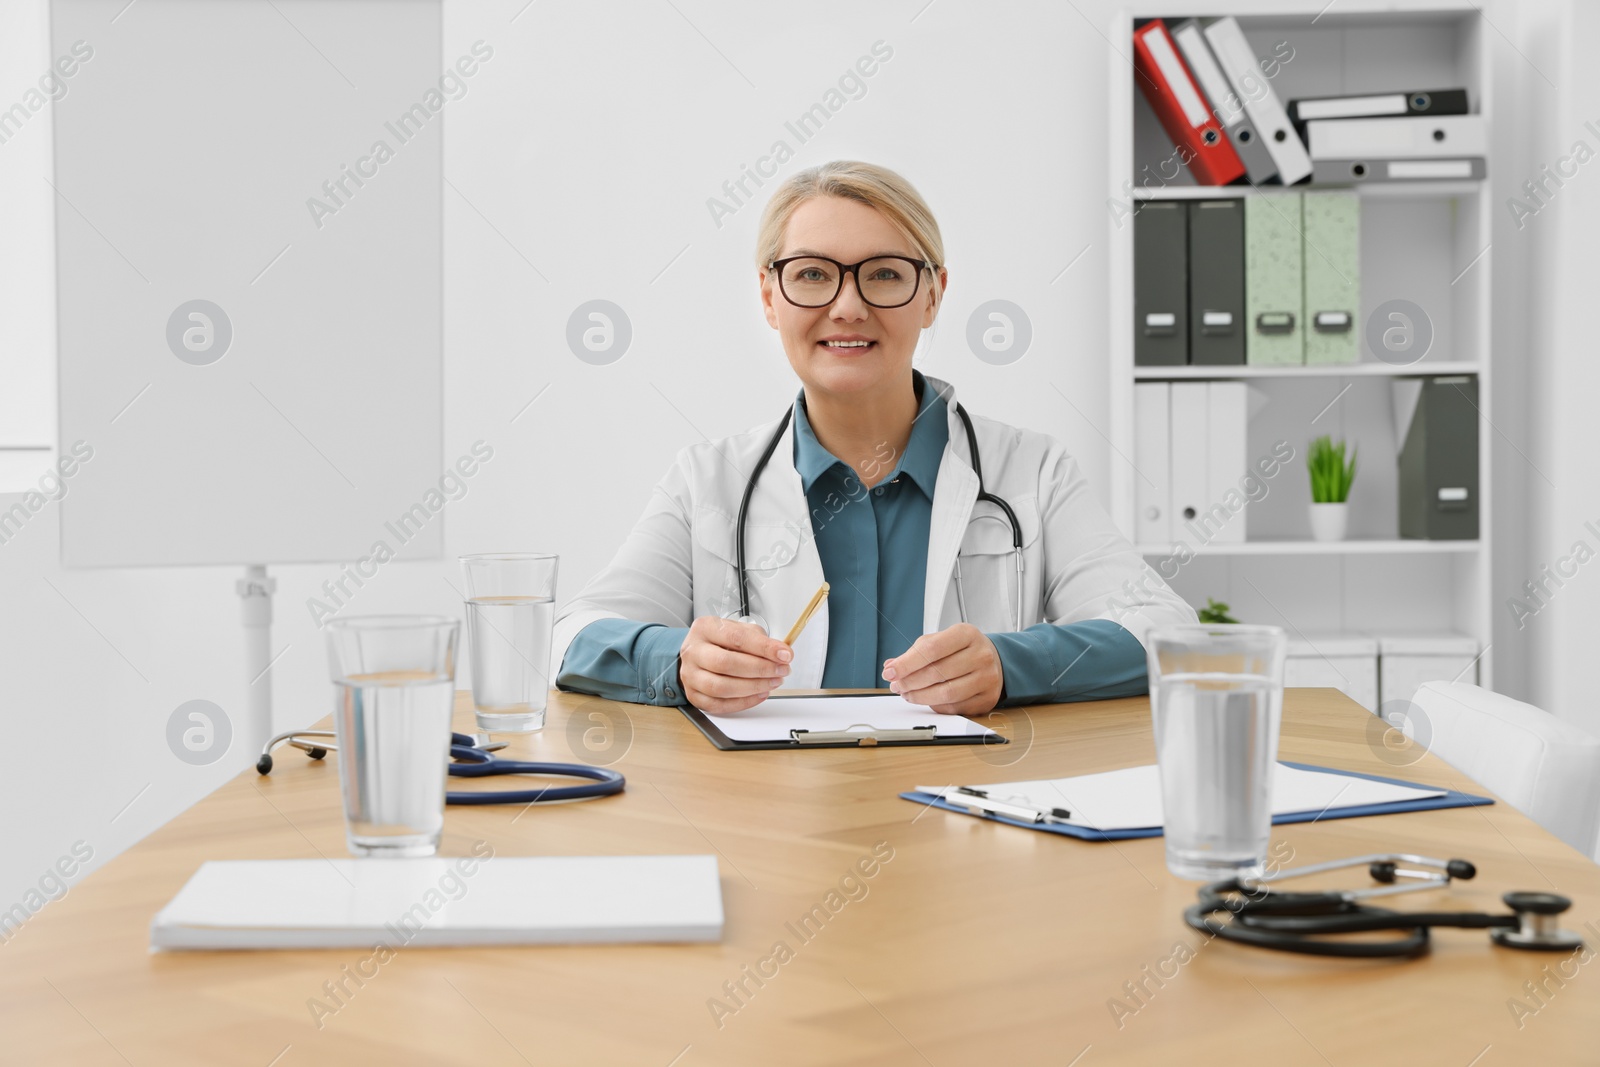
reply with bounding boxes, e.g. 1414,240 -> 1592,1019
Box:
768,255 -> 934,309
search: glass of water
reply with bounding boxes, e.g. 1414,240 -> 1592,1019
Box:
1147,624 -> 1287,882
459,553 -> 558,733
324,615 -> 459,858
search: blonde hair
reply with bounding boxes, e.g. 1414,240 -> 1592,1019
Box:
755,161 -> 945,278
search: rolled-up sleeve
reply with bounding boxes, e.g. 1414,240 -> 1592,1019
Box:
557,619 -> 691,706
988,618 -> 1148,706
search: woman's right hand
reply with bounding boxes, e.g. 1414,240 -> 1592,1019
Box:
678,616 -> 792,715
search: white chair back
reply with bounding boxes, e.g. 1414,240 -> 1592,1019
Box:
1405,681 -> 1600,860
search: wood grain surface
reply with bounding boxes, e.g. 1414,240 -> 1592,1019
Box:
1,687 -> 1597,1066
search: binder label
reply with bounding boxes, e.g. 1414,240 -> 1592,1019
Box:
1144,27 -> 1209,127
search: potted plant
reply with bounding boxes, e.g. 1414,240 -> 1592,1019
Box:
1307,435 -> 1357,541
1197,598 -> 1238,624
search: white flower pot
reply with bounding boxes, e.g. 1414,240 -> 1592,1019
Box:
1309,502 -> 1349,542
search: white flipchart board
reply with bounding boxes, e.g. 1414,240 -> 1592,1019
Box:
51,0 -> 442,567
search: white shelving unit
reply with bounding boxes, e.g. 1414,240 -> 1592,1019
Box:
1134,539 -> 1481,557
1134,361 -> 1480,380
1108,2 -> 1494,688
1133,178 -> 1484,200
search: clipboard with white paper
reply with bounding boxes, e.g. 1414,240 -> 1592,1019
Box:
679,693 -> 1003,750
901,761 -> 1492,840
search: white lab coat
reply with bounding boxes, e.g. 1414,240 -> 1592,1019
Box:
551,374 -> 1196,691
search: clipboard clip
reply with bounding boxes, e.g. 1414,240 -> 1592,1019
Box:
790,724 -> 939,746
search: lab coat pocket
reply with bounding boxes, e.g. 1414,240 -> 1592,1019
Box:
954,494 -> 1041,633
691,506 -> 806,623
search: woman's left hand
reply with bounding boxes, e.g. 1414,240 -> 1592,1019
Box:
882,623 -> 1004,716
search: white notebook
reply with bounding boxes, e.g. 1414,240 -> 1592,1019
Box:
918,763 -> 1445,832
703,693 -> 996,742
151,855 -> 724,951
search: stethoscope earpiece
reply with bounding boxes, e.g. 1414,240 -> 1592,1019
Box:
1368,857 -> 1476,883
256,729 -> 337,775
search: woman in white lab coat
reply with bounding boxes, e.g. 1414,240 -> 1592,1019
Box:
552,161 -> 1195,716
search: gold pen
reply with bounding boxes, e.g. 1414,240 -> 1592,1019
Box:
783,582 -> 830,646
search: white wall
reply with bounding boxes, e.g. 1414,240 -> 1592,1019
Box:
0,0 -> 1582,921
1516,0 -> 1600,735
0,0 -> 1126,916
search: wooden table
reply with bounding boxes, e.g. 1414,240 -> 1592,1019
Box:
3,688 -> 1598,1066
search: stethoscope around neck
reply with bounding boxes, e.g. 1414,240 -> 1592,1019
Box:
734,392 -> 1025,632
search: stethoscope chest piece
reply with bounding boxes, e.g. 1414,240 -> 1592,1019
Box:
1491,892 -> 1585,951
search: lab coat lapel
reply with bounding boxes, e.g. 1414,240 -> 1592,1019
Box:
922,376 -> 979,634
743,403 -> 829,689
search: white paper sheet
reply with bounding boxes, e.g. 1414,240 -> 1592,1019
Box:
918,763 -> 1445,831
703,694 -> 997,742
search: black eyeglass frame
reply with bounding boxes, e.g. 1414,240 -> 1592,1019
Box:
767,254 -> 938,310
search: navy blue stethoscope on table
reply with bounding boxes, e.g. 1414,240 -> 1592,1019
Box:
257,730 -> 624,805
737,394 -> 1027,632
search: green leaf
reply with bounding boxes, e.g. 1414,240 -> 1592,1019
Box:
1307,435 -> 1357,503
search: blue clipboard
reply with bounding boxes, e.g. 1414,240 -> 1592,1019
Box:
898,761 -> 1494,841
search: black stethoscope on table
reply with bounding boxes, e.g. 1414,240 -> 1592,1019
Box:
1187,853 -> 1584,958
736,392 -> 1027,631
257,730 -> 624,805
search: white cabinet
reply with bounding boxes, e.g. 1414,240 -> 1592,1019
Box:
1377,632 -> 1480,711
1281,631 -> 1477,714
1285,633 -> 1378,712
